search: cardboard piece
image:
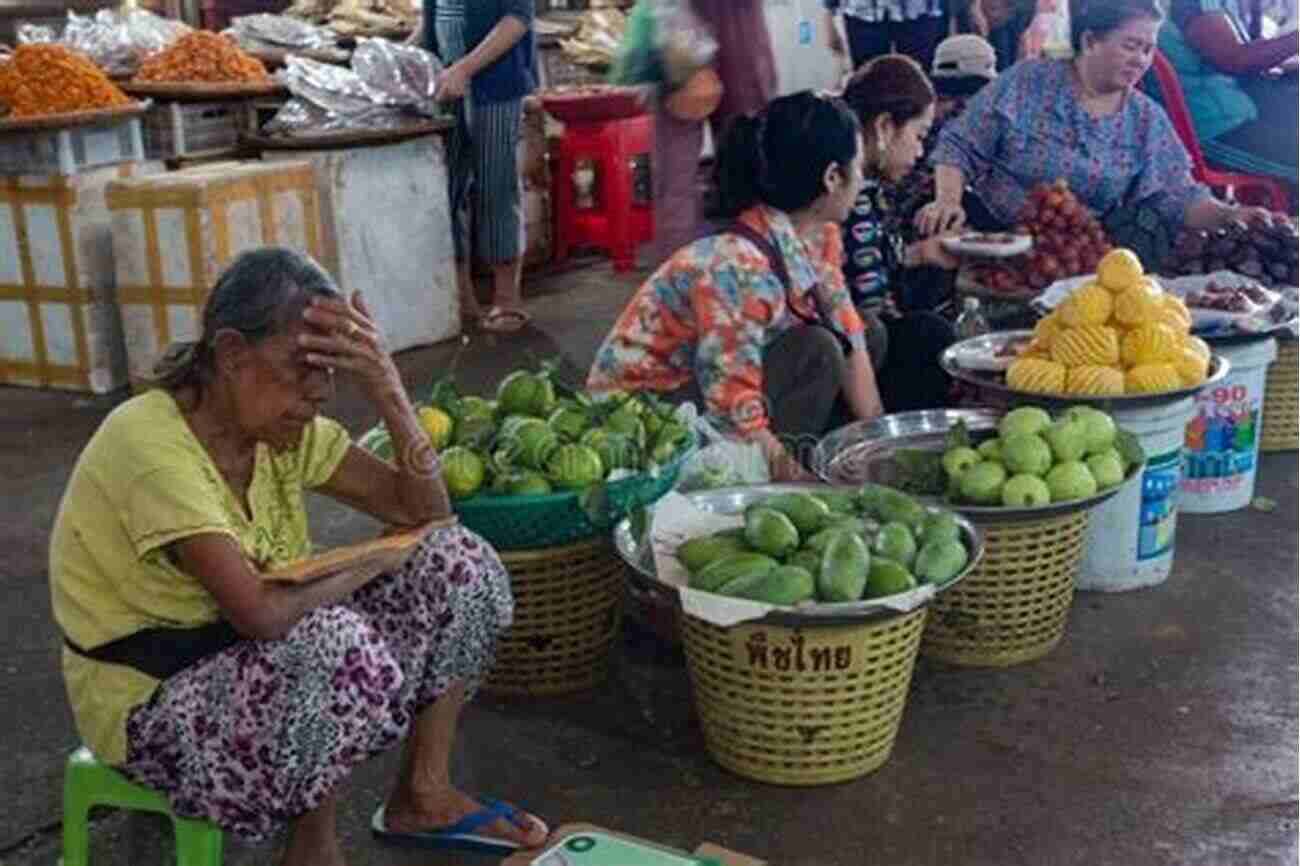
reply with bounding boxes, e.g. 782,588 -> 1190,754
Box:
261,517 -> 455,584
501,823 -> 765,866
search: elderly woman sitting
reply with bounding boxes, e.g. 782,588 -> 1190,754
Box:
917,0 -> 1278,241
49,248 -> 546,864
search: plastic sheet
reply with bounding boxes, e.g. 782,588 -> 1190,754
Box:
264,38 -> 441,135
229,13 -> 335,49
18,10 -> 189,78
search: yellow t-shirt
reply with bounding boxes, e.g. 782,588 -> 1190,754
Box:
49,389 -> 352,763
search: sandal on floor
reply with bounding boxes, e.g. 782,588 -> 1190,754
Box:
480,306 -> 532,334
371,799 -> 547,856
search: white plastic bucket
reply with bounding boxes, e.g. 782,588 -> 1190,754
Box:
1077,397 -> 1195,592
1180,337 -> 1278,514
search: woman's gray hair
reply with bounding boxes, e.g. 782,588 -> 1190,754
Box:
147,247 -> 341,393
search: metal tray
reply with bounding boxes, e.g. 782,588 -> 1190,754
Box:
612,483 -> 985,627
940,330 -> 1231,410
813,409 -> 1140,522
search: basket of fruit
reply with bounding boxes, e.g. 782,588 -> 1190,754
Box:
1261,336 -> 1299,452
614,484 -> 984,785
814,405 -> 1144,667
944,248 -> 1232,407
358,367 -> 696,551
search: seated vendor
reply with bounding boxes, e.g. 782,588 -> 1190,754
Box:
1158,0 -> 1298,203
49,248 -> 546,864
840,55 -> 962,412
916,0 -> 1279,240
587,91 -> 882,481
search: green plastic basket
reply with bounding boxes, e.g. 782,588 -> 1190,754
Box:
453,440 -> 696,550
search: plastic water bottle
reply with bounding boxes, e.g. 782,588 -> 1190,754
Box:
955,297 -> 990,340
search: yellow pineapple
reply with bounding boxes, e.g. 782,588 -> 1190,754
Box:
1033,312 -> 1063,346
1159,294 -> 1192,334
1066,365 -> 1126,395
1121,323 -> 1180,367
1051,325 -> 1121,367
1059,281 -> 1114,327
1007,357 -> 1067,394
1096,248 -> 1144,292
1125,363 -> 1182,394
1182,334 -> 1211,361
1171,345 -> 1209,387
1113,281 -> 1164,327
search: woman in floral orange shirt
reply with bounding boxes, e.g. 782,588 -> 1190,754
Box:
588,91 -> 883,480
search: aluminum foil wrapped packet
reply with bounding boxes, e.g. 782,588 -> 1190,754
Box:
265,39 -> 442,135
228,14 -> 338,50
17,9 -> 188,77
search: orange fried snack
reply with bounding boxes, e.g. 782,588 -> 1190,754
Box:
0,44 -> 131,118
133,31 -> 270,84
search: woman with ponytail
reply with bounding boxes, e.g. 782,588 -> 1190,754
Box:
50,248 -> 547,863
840,54 -> 962,412
589,91 -> 883,481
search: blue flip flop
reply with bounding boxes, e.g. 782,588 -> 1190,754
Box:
371,798 -> 544,856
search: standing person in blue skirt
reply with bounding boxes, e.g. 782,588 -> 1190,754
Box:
424,0 -> 537,334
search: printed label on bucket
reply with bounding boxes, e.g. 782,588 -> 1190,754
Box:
1182,381 -> 1261,497
729,625 -> 868,675
1138,449 -> 1181,561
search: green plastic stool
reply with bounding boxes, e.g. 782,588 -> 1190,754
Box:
62,747 -> 224,866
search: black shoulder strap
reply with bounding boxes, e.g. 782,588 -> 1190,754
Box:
720,220 -> 853,356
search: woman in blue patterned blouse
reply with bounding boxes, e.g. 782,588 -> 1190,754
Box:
918,0 -> 1277,239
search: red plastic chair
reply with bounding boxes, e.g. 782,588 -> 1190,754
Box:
1147,50 -> 1291,212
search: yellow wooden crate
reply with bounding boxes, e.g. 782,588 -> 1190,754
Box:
0,163 -> 159,393
104,160 -> 322,389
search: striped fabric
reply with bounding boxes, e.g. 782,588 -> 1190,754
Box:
436,13 -> 525,263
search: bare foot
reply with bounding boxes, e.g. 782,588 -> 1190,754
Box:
384,786 -> 548,849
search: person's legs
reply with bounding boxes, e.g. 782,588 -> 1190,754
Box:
651,101 -> 707,268
844,14 -> 892,70
469,98 -> 528,332
763,325 -> 849,462
282,793 -> 344,866
878,311 -> 957,411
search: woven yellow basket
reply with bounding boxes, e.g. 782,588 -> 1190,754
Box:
483,539 -> 624,697
1260,339 -> 1299,453
922,511 -> 1086,668
680,608 -> 928,786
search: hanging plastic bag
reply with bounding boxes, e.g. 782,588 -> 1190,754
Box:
608,0 -> 662,85
673,403 -> 770,492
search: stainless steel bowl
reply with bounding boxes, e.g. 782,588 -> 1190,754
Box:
612,483 -> 985,627
940,330 -> 1231,411
813,410 -> 1142,522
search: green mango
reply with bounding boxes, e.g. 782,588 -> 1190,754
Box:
873,521 -> 918,569
874,488 -> 927,530
915,539 -> 970,585
785,549 -> 823,579
744,507 -> 800,558
812,491 -> 858,515
720,565 -> 815,605
754,492 -> 832,536
818,531 -> 870,602
691,552 -> 780,593
919,511 -> 962,547
677,534 -> 750,575
864,557 -> 917,599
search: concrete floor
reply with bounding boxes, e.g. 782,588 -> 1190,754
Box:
0,257 -> 1296,866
